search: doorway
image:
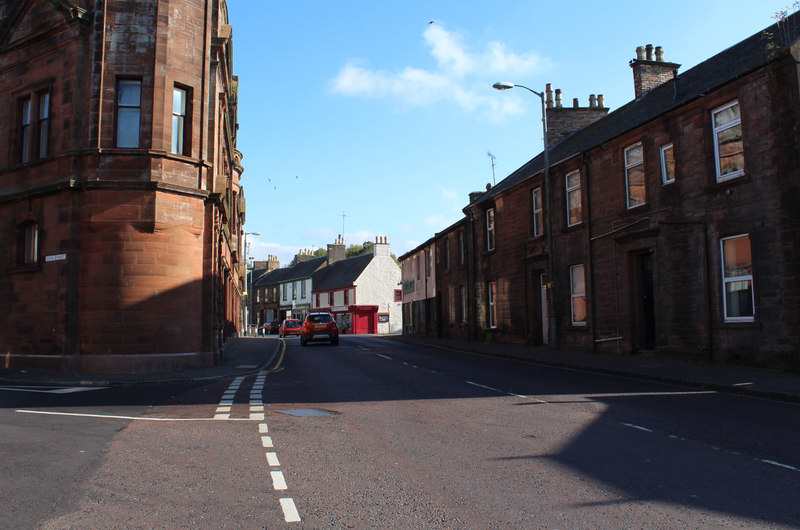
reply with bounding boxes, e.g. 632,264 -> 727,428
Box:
632,251 -> 656,351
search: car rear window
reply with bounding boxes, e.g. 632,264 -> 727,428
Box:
285,320 -> 300,326
308,314 -> 332,323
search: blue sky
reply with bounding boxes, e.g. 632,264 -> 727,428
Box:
227,1 -> 783,266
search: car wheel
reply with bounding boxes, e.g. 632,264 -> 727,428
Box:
301,337 -> 307,346
331,337 -> 339,346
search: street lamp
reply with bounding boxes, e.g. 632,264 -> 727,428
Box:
493,82 -> 558,348
243,231 -> 261,336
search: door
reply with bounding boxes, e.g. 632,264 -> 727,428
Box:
540,273 -> 549,345
633,252 -> 656,351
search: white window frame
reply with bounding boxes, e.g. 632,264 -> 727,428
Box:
660,143 -> 675,185
721,234 -> 755,322
488,281 -> 497,328
570,264 -> 587,326
624,143 -> 646,209
565,170 -> 582,226
486,208 -> 495,251
532,187 -> 543,236
712,100 -> 744,182
171,87 -> 187,155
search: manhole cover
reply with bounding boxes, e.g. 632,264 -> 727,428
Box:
278,408 -> 337,417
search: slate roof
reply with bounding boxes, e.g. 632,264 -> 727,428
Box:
468,11 -> 800,208
253,256 -> 326,287
312,253 -> 374,291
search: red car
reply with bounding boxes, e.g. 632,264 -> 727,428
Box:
300,312 -> 339,346
278,318 -> 302,338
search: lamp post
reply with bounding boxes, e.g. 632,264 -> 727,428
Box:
492,82 -> 557,348
243,231 -> 261,336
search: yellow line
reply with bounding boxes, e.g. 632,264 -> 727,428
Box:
265,339 -> 287,374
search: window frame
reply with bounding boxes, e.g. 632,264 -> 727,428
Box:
459,285 -> 467,324
444,238 -> 450,270
624,142 -> 646,209
712,100 -> 745,182
570,264 -> 587,326
458,230 -> 465,265
20,97 -> 31,163
116,78 -> 142,149
486,208 -> 495,251
171,85 -> 188,155
565,170 -> 582,226
487,281 -> 497,328
532,187 -> 543,236
660,143 -> 675,185
19,221 -> 39,266
721,234 -> 755,322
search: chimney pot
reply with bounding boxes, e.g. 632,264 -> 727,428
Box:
589,94 -> 596,108
636,46 -> 645,60
545,83 -> 553,109
598,94 -> 605,108
572,98 -> 579,108
655,46 -> 664,62
555,88 -> 562,108
646,44 -> 654,61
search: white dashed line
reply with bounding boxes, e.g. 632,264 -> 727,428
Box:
259,423 -> 269,433
280,498 -> 301,523
762,460 -> 800,472
621,422 -> 654,433
266,452 -> 281,466
261,435 -> 274,448
376,354 -> 392,360
271,470 -> 288,490
465,380 -> 528,399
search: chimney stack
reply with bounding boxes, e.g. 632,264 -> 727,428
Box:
374,236 -> 391,257
327,234 -> 346,266
630,44 -> 680,98
543,84 -> 610,148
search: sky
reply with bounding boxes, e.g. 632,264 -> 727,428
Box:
226,0 -> 787,267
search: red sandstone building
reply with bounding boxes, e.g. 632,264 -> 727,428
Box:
403,14 -> 800,370
0,0 -> 245,373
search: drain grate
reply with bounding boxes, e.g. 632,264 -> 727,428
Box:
278,408 -> 337,417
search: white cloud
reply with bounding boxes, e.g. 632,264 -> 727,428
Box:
330,22 -> 548,119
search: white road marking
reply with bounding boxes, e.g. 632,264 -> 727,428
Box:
250,405 -> 264,411
216,406 -> 231,412
250,413 -> 265,421
376,354 -> 392,360
271,470 -> 288,490
465,380 -> 528,399
17,410 -> 253,421
762,460 -> 800,472
266,452 -> 280,466
261,435 -> 274,448
259,423 -> 269,433
214,413 -> 230,420
621,422 -> 654,432
280,498 -> 301,523
0,386 -> 107,394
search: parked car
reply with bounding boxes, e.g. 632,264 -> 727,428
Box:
300,312 -> 339,346
279,318 -> 302,338
265,321 -> 280,335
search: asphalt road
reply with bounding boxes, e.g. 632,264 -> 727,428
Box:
1,336 -> 799,528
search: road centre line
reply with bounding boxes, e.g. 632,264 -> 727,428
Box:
465,380 -> 529,399
376,354 -> 392,360
16,410 -> 255,421
280,498 -> 301,523
271,470 -> 288,490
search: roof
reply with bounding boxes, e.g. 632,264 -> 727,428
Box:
253,256 -> 326,287
312,253 -> 374,291
468,11 -> 800,208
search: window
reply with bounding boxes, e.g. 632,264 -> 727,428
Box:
532,187 -> 543,236
425,249 -> 430,277
713,101 -> 744,182
19,90 -> 50,163
344,289 -> 349,305
394,289 -> 402,302
116,79 -> 142,148
19,222 -> 39,266
570,264 -> 587,325
20,98 -> 31,163
444,238 -> 450,270
316,294 -> 321,307
38,92 -> 49,158
282,284 -> 287,301
459,285 -> 467,324
565,171 -> 582,226
487,281 -> 497,328
486,208 -> 495,251
624,143 -> 646,208
171,86 -> 188,155
660,143 -> 675,184
292,281 -> 297,299
416,255 -> 421,280
301,279 -> 307,298
458,230 -> 465,265
721,235 -> 754,321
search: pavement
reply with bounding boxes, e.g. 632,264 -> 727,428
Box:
1,334 -> 799,403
